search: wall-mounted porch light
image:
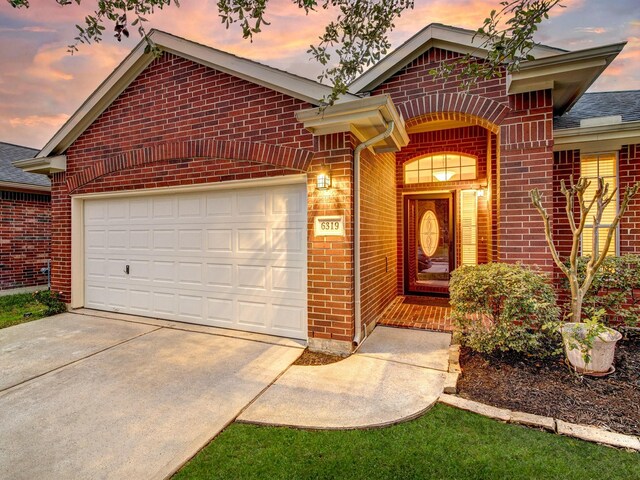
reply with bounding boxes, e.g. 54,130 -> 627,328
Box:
316,165 -> 332,190
477,189 -> 485,197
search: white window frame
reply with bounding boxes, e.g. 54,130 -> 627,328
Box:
404,152 -> 477,185
580,151 -> 619,257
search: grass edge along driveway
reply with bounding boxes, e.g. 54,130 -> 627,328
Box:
175,403 -> 639,479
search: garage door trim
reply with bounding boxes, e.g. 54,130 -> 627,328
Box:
70,174 -> 307,315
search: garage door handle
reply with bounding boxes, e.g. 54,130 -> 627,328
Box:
124,265 -> 130,275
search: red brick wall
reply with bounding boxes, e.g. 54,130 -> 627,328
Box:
359,148 -> 397,331
66,53 -> 314,175
52,53 -> 317,302
0,191 -> 51,290
372,48 -> 507,105
307,133 -> 356,345
619,144 -> 640,254
552,149 -> 579,262
395,126 -> 492,293
371,47 -> 555,273
498,90 -> 554,271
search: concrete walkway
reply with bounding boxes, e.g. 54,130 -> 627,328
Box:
0,311 -> 304,480
238,326 -> 451,429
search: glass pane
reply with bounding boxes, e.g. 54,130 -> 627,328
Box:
415,199 -> 450,282
431,154 -> 446,169
405,170 -> 419,184
405,160 -> 418,171
460,165 -> 477,180
419,170 -> 434,183
460,155 -> 476,167
418,156 -> 431,170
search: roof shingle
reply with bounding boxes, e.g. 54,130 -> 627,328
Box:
0,142 -> 50,188
554,90 -> 640,129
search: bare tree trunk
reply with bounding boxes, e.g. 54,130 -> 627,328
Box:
531,176 -> 639,324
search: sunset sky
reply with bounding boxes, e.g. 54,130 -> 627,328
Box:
1,0 -> 639,150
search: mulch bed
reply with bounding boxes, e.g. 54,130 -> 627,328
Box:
457,329 -> 640,436
293,349 -> 345,366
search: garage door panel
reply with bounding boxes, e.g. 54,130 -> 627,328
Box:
205,263 -> 233,287
177,261 -> 204,285
237,229 -> 267,253
153,292 -> 177,315
205,193 -> 233,217
178,229 -> 203,251
129,289 -> 152,314
129,229 -> 151,250
236,191 -> 267,216
84,182 -> 307,340
178,294 -> 203,320
177,196 -> 203,218
153,230 -> 175,250
272,304 -> 305,334
272,187 -> 306,216
206,229 -> 233,252
152,197 -> 174,219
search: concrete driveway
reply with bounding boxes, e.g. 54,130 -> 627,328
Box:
0,311 -> 304,480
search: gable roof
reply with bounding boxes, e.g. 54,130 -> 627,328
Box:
36,29 -> 360,158
349,23 -> 567,94
349,23 -> 625,116
554,90 -> 640,129
0,142 -> 50,189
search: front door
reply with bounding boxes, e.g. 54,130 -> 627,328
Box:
404,194 -> 454,295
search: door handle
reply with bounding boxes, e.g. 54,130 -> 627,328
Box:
124,265 -> 130,275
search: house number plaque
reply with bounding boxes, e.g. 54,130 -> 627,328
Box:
314,215 -> 345,237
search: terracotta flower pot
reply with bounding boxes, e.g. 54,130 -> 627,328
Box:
561,322 -> 622,375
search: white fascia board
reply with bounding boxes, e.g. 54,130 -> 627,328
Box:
296,95 -> 409,152
12,155 -> 67,174
349,23 -> 566,94
38,41 -> 154,158
509,42 -> 625,114
553,121 -> 640,152
0,181 -> 51,193
509,42 -> 625,92
37,29 -> 359,159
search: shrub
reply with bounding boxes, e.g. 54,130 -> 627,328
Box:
450,263 -> 560,356
570,254 -> 640,327
33,290 -> 67,316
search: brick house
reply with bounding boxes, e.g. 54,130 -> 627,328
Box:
15,24 -> 639,354
1,142 -> 51,292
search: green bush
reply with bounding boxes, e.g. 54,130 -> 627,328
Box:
571,254 -> 640,327
33,290 -> 67,316
450,263 -> 560,356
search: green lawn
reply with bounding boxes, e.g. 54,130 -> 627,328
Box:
175,404 -> 639,480
0,292 -> 48,329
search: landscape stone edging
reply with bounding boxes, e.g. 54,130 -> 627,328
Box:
439,394 -> 640,452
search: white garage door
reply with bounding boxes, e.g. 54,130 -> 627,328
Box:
83,183 -> 308,339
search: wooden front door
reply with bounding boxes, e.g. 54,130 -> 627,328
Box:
404,194 -> 454,295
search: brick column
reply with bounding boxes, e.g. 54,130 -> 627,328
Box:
306,133 -> 356,355
498,90 -> 554,271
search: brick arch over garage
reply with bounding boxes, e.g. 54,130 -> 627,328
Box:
398,93 -> 510,134
66,139 -> 315,193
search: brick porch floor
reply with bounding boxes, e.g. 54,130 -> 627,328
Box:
377,296 -> 454,332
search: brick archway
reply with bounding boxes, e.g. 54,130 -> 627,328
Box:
398,93 -> 510,133
66,139 -> 315,193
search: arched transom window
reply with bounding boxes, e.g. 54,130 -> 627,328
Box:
404,153 -> 477,184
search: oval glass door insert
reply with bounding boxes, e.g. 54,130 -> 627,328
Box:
419,210 -> 439,257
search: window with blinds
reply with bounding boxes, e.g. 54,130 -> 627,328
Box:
460,190 -> 478,265
404,153 -> 477,184
581,152 -> 618,257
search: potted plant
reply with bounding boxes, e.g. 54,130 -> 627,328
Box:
561,310 -> 622,375
531,176 -> 639,375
